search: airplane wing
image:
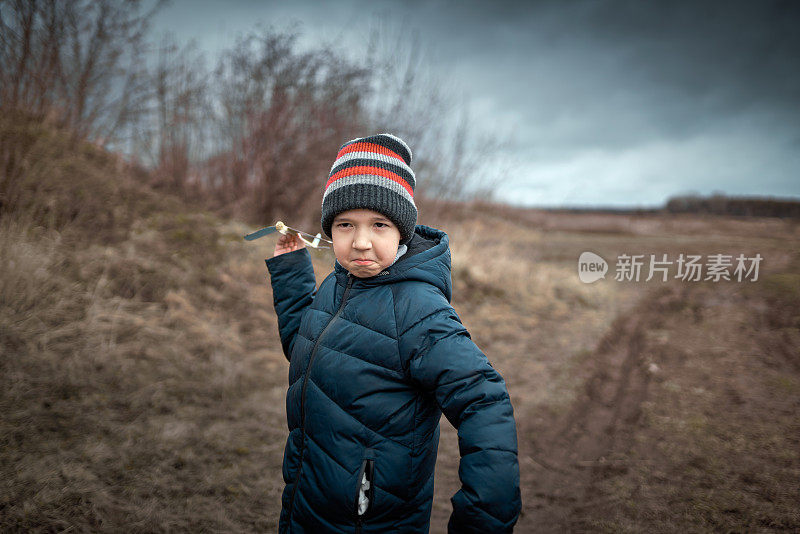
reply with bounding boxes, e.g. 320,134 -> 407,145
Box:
243,226 -> 278,241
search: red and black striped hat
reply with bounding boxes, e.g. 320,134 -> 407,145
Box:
321,133 -> 417,244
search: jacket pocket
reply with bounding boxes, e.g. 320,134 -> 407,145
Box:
353,449 -> 376,522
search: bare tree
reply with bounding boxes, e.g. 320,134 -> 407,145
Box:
0,0 -> 160,144
360,15 -> 510,202
147,36 -> 209,193
207,27 -> 371,226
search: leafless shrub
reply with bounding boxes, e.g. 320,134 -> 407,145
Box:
200,27 -> 371,226
144,36 -> 210,195
2,2 -> 508,223
360,17 -> 511,204
0,0 -> 159,144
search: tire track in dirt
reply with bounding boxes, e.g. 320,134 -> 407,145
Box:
521,285 -> 690,531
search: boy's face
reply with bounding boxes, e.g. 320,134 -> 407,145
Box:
332,209 -> 402,278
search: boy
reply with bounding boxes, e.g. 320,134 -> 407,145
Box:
265,134 -> 521,533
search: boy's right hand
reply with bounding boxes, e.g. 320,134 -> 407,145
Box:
273,233 -> 306,257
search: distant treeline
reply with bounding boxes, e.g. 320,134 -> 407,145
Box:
665,195 -> 800,219
529,195 -> 800,219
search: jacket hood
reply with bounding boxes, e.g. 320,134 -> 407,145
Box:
334,224 -> 452,302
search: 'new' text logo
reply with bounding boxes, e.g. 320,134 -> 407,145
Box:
578,252 -> 608,283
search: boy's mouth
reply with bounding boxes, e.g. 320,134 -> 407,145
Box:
353,259 -> 374,265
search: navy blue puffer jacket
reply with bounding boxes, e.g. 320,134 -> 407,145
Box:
265,225 -> 521,533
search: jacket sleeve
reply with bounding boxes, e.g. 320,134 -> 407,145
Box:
402,306 -> 522,533
265,248 -> 316,361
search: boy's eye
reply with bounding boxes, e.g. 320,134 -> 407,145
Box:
374,222 -> 387,228
336,222 -> 352,228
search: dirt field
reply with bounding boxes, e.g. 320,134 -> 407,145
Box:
2,204 -> 798,532
431,210 -> 800,533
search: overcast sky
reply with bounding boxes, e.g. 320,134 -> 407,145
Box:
153,0 -> 800,208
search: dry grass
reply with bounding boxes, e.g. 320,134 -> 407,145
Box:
2,170 -> 799,532
0,209 -> 314,531
427,207 -> 800,533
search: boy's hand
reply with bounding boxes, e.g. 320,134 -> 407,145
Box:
274,233 -> 306,257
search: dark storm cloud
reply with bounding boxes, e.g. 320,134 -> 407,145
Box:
398,0 -> 800,148
374,0 -> 800,205
576,0 -> 800,105
154,0 -> 800,206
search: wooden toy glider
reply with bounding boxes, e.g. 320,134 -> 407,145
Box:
244,221 -> 332,249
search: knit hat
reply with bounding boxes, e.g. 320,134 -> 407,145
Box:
321,133 -> 417,244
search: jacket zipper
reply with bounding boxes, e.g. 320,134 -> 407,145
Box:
286,274 -> 355,527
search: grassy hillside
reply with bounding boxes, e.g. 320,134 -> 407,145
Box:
2,129 -> 799,532
1,121 -> 296,530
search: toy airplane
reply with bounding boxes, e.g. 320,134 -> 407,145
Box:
244,221 -> 332,249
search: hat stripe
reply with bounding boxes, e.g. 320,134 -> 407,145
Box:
322,174 -> 416,205
326,165 -> 414,197
330,151 -> 415,178
330,158 -> 415,188
337,142 -> 405,164
348,134 -> 412,164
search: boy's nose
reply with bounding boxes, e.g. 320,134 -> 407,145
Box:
353,230 -> 372,250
